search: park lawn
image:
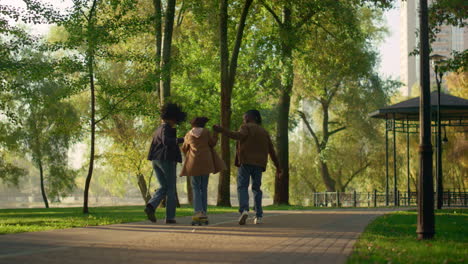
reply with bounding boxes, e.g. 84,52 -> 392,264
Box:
348,209 -> 468,264
0,205 -> 237,235
0,204 -> 324,235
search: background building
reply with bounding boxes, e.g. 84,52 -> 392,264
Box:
400,0 -> 468,96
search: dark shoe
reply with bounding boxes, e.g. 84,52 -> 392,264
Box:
144,205 -> 156,223
165,219 -> 177,224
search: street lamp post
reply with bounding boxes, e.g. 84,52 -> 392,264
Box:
431,54 -> 446,210
417,0 -> 435,240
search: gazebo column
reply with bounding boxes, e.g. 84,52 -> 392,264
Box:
436,91 -> 443,209
407,118 -> 410,206
385,118 -> 389,206
393,115 -> 398,206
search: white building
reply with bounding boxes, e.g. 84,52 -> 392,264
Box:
400,0 -> 468,96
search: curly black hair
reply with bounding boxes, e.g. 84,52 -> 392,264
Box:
190,117 -> 209,128
160,103 -> 187,124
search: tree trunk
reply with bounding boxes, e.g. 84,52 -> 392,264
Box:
216,0 -> 253,207
152,0 -> 162,104
159,0 -> 176,104
274,7 -> 292,205
319,101 -> 336,192
217,101 -> 232,206
217,0 -> 232,207
83,1 -> 97,214
83,59 -> 95,214
186,176 -> 193,205
274,89 -> 291,204
38,160 -> 49,208
137,173 -> 151,204
83,0 -> 97,214
320,160 -> 336,191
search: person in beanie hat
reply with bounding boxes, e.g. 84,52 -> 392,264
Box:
214,110 -> 281,225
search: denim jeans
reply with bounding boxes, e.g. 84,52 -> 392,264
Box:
237,164 -> 263,217
147,159 -> 177,220
191,175 -> 209,213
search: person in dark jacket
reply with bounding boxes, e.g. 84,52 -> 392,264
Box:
145,103 -> 187,224
214,110 -> 281,225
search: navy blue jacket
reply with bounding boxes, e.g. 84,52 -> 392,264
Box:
147,123 -> 184,163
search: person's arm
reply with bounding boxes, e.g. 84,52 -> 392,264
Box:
161,125 -> 184,146
208,130 -> 218,147
181,134 -> 190,154
268,135 -> 281,173
213,124 -> 248,141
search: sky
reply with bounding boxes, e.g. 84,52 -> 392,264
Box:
378,3 -> 401,79
1,0 -> 402,80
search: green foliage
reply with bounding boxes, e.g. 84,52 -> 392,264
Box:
1,0 -> 424,205
429,0 -> 467,29
0,3 -> 83,198
348,209 -> 468,264
290,3 -> 401,193
0,153 -> 25,186
409,0 -> 468,71
98,115 -> 154,198
8,48 -> 81,200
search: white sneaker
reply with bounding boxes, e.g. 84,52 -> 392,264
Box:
254,217 -> 262,224
238,211 -> 249,225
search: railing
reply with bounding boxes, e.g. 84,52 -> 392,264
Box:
312,190 -> 468,207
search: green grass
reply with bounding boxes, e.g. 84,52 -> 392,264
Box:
0,204 -> 329,235
0,205 -> 237,235
348,209 -> 468,264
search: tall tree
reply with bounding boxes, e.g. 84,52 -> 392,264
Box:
260,0 -> 330,204
296,5 -> 398,192
21,88 -> 81,207
5,46 -> 81,207
58,0 -> 147,213
79,0 -> 98,214
152,0 -> 177,105
152,0 -> 163,102
261,0 -> 393,204
160,0 -> 176,103
217,0 -> 254,206
100,115 -> 153,203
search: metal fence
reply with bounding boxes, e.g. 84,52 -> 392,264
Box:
312,190 -> 468,207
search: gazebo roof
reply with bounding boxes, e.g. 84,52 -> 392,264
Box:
369,91 -> 468,121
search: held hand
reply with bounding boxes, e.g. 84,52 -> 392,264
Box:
213,124 -> 223,133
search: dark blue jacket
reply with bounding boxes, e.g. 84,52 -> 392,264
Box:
147,123 -> 184,163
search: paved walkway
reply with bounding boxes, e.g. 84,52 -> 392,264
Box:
0,208 -> 402,264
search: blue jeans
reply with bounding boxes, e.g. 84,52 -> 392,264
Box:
237,164 -> 263,217
191,175 -> 209,213
147,160 -> 177,220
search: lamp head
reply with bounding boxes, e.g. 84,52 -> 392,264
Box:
430,54 -> 447,69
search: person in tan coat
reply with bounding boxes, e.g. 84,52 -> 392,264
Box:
180,117 -> 226,221
214,110 -> 281,225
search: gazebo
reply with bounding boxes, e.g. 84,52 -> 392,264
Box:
369,91 -> 468,206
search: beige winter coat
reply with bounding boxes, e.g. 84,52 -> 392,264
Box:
180,128 -> 226,177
